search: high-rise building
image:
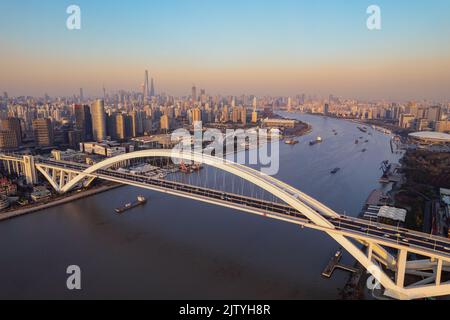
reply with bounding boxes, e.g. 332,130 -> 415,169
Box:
240,107 -> 247,125
416,118 -> 430,131
399,114 -> 416,129
150,78 -> 155,97
222,106 -> 229,123
143,70 -> 149,103
392,104 -> 402,121
160,115 -> 170,131
124,114 -> 133,138
251,110 -> 258,123
0,117 -> 22,146
108,113 -> 126,140
192,85 -> 197,102
0,131 -> 19,150
106,114 -> 115,139
435,120 -> 450,133
192,108 -> 202,123
91,99 -> 107,142
231,107 -> 240,123
68,130 -> 82,149
79,88 -> 84,102
428,106 -> 442,122
33,118 -> 54,147
131,110 -> 143,137
74,104 -> 92,141
252,97 -> 257,109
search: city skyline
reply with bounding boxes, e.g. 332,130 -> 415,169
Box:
1,1 -> 450,100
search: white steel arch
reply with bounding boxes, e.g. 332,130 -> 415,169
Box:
37,150 -> 450,300
56,150 -> 410,297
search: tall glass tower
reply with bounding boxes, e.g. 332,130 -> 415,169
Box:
91,99 -> 107,142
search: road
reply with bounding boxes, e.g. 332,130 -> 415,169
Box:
36,158 -> 450,259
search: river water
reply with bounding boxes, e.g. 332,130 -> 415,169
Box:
0,113 -> 401,299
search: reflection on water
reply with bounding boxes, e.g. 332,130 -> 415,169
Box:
0,114 -> 401,299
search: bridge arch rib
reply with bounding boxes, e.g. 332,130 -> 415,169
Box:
54,150 -> 428,299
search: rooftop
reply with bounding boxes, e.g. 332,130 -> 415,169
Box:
409,132 -> 450,142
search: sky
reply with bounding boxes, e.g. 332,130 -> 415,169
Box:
1,0 -> 450,101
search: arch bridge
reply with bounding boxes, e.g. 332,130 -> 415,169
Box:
2,151 -> 450,300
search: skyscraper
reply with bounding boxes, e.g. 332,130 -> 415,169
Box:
91,99 -> 107,142
2,92 -> 8,108
74,104 -> 92,141
0,117 -> 22,146
192,85 -> 197,102
251,109 -> 258,123
131,110 -> 143,137
252,97 -> 257,109
33,118 -> 54,147
192,107 -> 202,123
108,113 -> 126,140
115,114 -> 127,140
0,131 -> 19,150
79,88 -> 84,102
240,107 -> 247,125
160,115 -> 170,131
144,70 -> 150,103
222,106 -> 229,123
68,130 -> 82,149
231,107 -> 240,123
428,106 -> 442,122
150,78 -> 155,97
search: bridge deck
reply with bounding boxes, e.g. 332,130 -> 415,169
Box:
33,157 -> 450,263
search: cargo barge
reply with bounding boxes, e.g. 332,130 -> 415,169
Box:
115,196 -> 147,214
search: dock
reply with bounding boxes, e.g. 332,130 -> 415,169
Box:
322,249 -> 359,278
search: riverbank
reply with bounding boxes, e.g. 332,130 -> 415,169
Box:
341,146 -> 450,299
0,183 -> 122,222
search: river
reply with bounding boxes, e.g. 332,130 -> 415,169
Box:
0,113 -> 402,299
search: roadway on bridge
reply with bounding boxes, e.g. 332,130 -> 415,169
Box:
36,158 -> 450,259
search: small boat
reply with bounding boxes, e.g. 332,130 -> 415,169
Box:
331,168 -> 341,174
355,140 -> 359,144
357,126 -> 368,133
309,137 -> 323,146
285,139 -> 299,145
361,149 -> 367,153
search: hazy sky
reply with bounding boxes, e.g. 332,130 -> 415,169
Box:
1,0 -> 450,100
